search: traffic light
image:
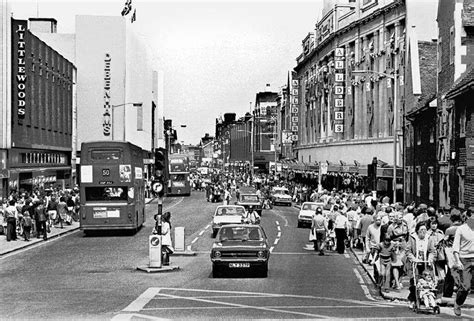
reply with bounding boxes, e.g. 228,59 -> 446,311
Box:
367,157 -> 377,191
153,148 -> 168,197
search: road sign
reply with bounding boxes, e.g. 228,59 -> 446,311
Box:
152,181 -> 164,194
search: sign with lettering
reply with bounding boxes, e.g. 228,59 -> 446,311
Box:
291,107 -> 298,113
335,86 -> 344,95
335,60 -> 345,70
335,112 -> 344,120
291,125 -> 298,132
290,74 -> 299,142
335,47 -> 345,57
291,116 -> 299,123
103,54 -> 112,136
12,19 -> 28,119
335,99 -> 344,108
335,124 -> 344,133
335,73 -> 344,82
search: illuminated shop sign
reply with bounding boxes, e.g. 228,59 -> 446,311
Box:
12,19 -> 28,119
103,54 -> 112,136
290,77 -> 299,142
334,47 -> 345,133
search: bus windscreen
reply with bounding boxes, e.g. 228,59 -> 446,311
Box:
90,149 -> 122,161
85,186 -> 128,201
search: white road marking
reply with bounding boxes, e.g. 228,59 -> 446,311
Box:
205,224 -> 210,229
122,288 -> 162,312
269,246 -> 274,253
199,230 -> 205,236
273,239 -> 279,245
277,225 -> 281,231
112,313 -> 170,321
191,237 -> 199,244
344,253 -> 350,258
155,291 -> 331,319
353,268 -> 375,301
275,221 -> 280,226
186,245 -> 192,252
277,232 -> 281,238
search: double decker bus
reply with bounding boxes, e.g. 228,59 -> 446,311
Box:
167,154 -> 191,196
79,141 -> 146,234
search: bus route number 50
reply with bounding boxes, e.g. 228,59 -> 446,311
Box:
102,169 -> 110,176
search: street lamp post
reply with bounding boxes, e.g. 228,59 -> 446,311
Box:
111,102 -> 142,141
352,69 -> 398,203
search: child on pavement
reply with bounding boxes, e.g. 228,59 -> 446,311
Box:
22,211 -> 32,241
416,270 -> 439,311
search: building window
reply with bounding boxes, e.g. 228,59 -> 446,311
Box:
438,36 -> 442,72
136,104 -> 143,131
309,155 -> 311,163
416,173 -> 421,197
429,174 -> 434,201
429,126 -> 435,143
449,26 -> 455,65
416,126 -> 422,145
460,106 -> 466,138
458,167 -> 465,208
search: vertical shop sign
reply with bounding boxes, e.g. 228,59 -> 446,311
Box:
103,54 -> 112,136
290,76 -> 299,142
334,47 -> 345,133
12,19 -> 28,120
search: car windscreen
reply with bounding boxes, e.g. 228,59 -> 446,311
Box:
302,203 -> 320,211
219,226 -> 263,241
216,207 -> 245,216
274,189 -> 290,195
240,195 -> 259,202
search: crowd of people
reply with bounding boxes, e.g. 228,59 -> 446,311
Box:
191,168 -> 474,316
1,187 -> 80,242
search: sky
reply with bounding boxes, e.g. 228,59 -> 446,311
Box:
9,0 -> 323,144
8,0 -> 439,145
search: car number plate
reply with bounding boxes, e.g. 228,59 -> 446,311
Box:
229,263 -> 250,268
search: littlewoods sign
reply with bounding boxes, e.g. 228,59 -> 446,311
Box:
103,54 -> 112,136
13,20 -> 27,119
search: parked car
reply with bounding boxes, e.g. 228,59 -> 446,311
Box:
297,202 -> 324,228
271,186 -> 292,206
237,193 -> 262,215
211,205 -> 246,238
210,224 -> 270,277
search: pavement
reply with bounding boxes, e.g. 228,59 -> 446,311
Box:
0,198 -> 154,257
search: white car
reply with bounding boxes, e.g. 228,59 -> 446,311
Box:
271,187 -> 292,206
297,202 -> 324,228
211,205 -> 246,238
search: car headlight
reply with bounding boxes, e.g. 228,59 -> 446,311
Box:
257,251 -> 266,258
214,251 -> 221,258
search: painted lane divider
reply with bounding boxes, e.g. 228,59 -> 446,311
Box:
191,237 -> 199,244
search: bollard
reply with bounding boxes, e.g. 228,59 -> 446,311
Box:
174,227 -> 185,252
149,235 -> 162,268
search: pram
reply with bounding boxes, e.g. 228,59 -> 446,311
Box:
412,261 -> 440,314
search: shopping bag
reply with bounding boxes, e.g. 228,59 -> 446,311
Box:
309,229 -> 316,241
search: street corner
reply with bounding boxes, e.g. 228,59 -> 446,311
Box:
136,265 -> 180,273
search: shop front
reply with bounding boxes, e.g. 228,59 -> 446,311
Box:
8,148 -> 72,194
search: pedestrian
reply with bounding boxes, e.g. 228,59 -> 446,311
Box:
223,188 -> 231,206
443,212 -> 463,298
405,221 -> 435,309
358,207 -> 374,262
311,207 -> 328,255
427,218 -> 446,299
22,211 -> 32,241
47,196 -> 58,228
235,185 -> 241,202
161,211 -> 174,266
451,210 -> 474,316
334,209 -> 349,254
57,196 -> 67,228
373,236 -> 395,292
35,199 -> 48,240
5,199 -> 18,242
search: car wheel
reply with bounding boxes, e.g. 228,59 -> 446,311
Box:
212,265 -> 222,278
212,229 -> 217,238
297,221 -> 302,228
260,264 -> 268,278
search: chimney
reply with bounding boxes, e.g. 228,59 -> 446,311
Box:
28,18 -> 57,33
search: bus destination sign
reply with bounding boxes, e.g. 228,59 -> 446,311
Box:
99,181 -> 114,185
